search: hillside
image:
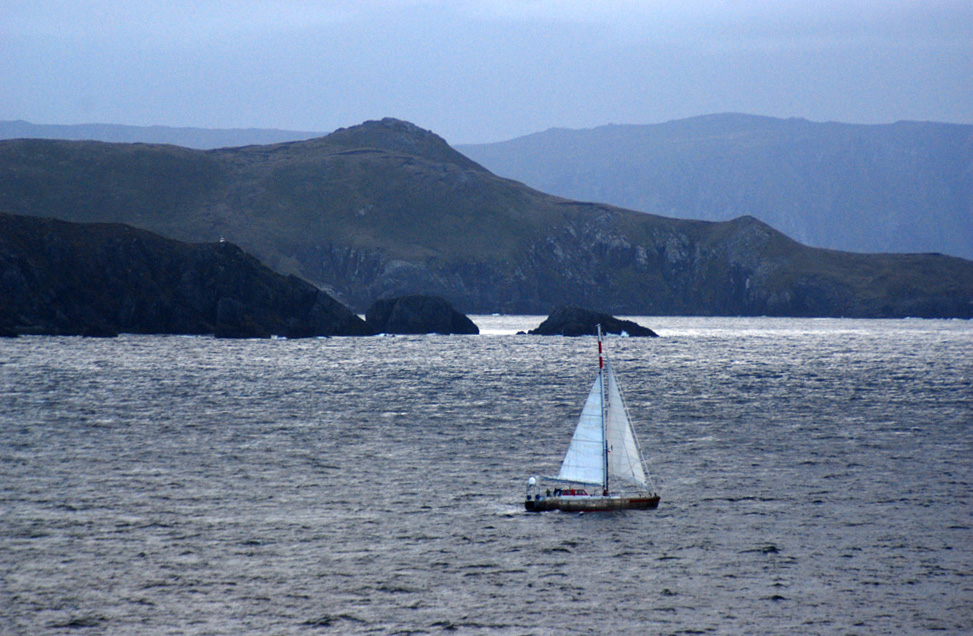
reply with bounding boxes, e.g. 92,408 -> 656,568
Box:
1,118 -> 971,318
0,213 -> 370,337
458,114 -> 973,259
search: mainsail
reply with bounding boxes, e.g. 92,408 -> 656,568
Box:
555,351 -> 649,492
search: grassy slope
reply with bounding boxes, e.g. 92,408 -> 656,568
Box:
0,119 -> 970,316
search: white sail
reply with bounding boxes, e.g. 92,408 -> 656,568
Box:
555,372 -> 606,486
604,360 -> 648,489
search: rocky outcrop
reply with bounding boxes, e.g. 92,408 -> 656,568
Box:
528,307 -> 658,337
0,213 -> 371,337
365,295 -> 478,335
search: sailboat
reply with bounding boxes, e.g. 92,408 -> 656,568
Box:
525,325 -> 660,512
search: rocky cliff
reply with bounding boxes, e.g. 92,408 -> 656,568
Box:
0,213 -> 371,337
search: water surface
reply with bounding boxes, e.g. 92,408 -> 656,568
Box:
2,317 -> 970,634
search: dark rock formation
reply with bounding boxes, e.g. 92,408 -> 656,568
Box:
529,307 -> 658,337
0,213 -> 372,337
366,295 -> 478,335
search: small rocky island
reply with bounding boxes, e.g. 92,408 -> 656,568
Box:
529,306 -> 658,337
0,213 -> 372,338
365,295 -> 479,335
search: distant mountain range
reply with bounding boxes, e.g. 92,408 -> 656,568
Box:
0,120 -> 324,150
458,114 -> 973,259
1,118 -> 971,318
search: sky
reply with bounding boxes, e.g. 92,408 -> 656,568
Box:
2,0 -> 971,144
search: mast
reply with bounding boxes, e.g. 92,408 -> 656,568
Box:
598,324 -> 609,495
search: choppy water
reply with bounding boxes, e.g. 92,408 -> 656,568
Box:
1,317 -> 971,635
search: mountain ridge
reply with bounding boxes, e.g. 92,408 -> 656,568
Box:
458,113 -> 973,259
0,119 -> 326,150
1,118 -> 971,318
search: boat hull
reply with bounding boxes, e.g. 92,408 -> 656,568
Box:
525,495 -> 660,512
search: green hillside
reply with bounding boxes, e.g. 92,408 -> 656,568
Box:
1,117 -> 971,317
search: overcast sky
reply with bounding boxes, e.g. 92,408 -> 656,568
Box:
2,0 -> 970,144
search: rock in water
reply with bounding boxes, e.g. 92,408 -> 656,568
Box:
366,295 -> 479,335
529,306 -> 658,337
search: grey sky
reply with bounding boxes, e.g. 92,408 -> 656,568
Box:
2,0 -> 970,144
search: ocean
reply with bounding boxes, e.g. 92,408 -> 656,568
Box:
1,316 -> 970,635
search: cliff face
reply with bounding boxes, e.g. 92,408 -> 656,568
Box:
0,213 -> 371,337
1,118 -> 971,318
298,211 -> 973,318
